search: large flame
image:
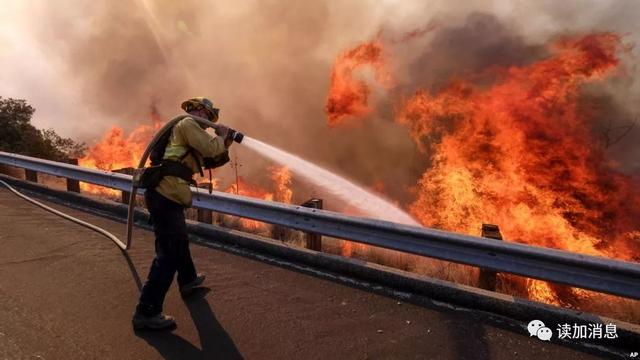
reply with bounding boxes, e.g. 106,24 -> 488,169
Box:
78,108 -> 162,196
396,33 -> 639,259
327,33 -> 640,308
325,38 -> 394,127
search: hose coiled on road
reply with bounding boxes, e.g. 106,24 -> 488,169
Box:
0,179 -> 127,250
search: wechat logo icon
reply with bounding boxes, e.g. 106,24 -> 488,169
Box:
528,320 -> 553,341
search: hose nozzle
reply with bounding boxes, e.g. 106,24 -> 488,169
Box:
227,129 -> 244,143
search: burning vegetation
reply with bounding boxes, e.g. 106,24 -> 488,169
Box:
78,106 -> 163,197
325,31 -> 640,313
396,33 -> 639,260
222,166 -> 292,233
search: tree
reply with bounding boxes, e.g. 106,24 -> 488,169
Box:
41,129 -> 87,159
0,97 -> 86,161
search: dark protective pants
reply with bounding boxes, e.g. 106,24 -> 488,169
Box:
136,188 -> 197,316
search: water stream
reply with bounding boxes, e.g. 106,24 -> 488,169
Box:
242,136 -> 420,226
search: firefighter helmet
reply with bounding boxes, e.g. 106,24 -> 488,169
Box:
181,97 -> 219,121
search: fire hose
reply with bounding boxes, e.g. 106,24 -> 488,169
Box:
0,178 -> 127,250
0,114 -> 243,252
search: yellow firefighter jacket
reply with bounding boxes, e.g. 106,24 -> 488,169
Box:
155,116 -> 227,207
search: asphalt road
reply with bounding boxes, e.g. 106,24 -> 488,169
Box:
0,188 -> 611,359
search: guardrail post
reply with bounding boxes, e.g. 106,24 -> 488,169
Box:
478,224 -> 503,291
197,183 -> 213,224
271,221 -> 287,241
25,169 -> 38,183
66,159 -> 80,193
301,198 -> 323,251
113,167 -> 135,203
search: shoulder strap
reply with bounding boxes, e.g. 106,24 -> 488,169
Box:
150,125 -> 175,166
179,148 -> 192,161
179,148 -> 204,177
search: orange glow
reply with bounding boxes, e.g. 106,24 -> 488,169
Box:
226,177 -> 274,201
224,167 -> 294,232
325,38 -> 394,127
325,33 -> 639,308
340,241 -> 368,258
270,165 -> 292,204
225,177 -> 274,231
393,33 -> 639,304
79,108 -> 162,196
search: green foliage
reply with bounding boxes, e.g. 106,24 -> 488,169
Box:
0,96 -> 86,161
41,128 -> 87,159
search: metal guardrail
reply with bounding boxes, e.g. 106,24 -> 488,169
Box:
1,151 -> 639,299
0,152 -> 133,192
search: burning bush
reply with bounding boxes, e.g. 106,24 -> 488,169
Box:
325,32 -> 640,317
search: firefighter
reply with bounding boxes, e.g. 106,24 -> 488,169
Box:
133,97 -> 231,331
